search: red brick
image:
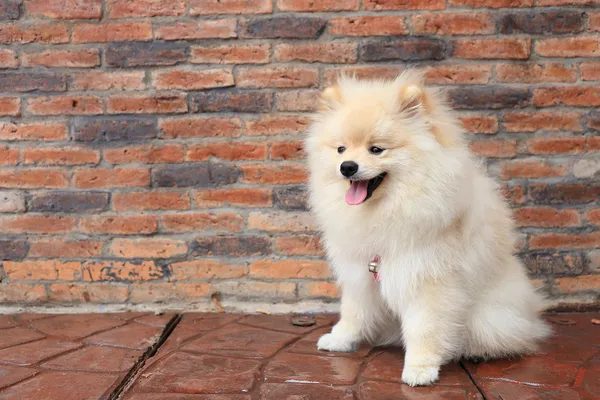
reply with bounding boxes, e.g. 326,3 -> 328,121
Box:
26,0 -> 101,19
193,188 -> 272,208
323,66 -> 404,85
500,184 -> 526,205
0,146 -> 18,165
237,66 -> 318,88
275,90 -> 318,112
536,37 -> 600,57
590,11 -> 600,32
107,93 -> 187,114
0,97 -> 20,116
503,111 -> 582,132
470,140 -> 517,158
0,215 -> 76,234
155,20 -> 237,40
514,207 -> 580,227
250,260 -> 330,279
244,115 -> 310,136
29,238 -> 103,258
586,209 -> 600,225
329,16 -> 407,36
160,212 -> 243,233
160,117 -> 242,139
80,215 -> 158,235
191,43 -> 270,64
496,63 -> 577,83
153,68 -> 234,90
113,191 -> 190,211
0,49 -> 17,68
190,0 -> 272,14
70,71 -> 146,91
27,96 -> 103,116
107,0 -> 186,18
130,282 -> 210,303
49,283 -> 128,303
21,49 -> 99,68
72,21 -> 153,43
534,87 -> 600,107
364,0 -> 445,10
0,22 -> 69,44
241,164 -> 307,184
22,146 -> 100,166
0,169 -> 69,189
270,141 -> 305,160
104,144 -> 184,164
83,261 -> 163,282
453,38 -> 530,59
4,260 -> 81,281
425,65 -> 491,85
73,168 -> 150,189
299,281 -> 339,298
459,115 -> 498,134
0,283 -> 47,303
500,160 -> 569,180
581,63 -> 600,81
554,275 -> 600,294
275,234 -> 324,256
530,232 -> 600,249
275,43 -> 357,63
413,13 -> 494,35
187,142 -> 267,161
526,137 -> 586,155
278,0 -> 358,11
169,260 -> 248,280
109,238 -> 188,258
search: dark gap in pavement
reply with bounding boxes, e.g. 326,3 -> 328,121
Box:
108,313 -> 183,400
459,359 -> 487,400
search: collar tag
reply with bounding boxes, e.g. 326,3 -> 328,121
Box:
368,256 -> 381,281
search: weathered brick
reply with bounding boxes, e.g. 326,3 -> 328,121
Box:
0,240 -> 28,260
278,0 -> 358,11
160,213 -> 243,233
499,11 -> 584,34
48,283 -> 128,303
190,0 -> 272,14
536,37 -> 600,57
503,111 -> 581,132
72,118 -> 157,142
500,184 -> 526,205
0,283 -> 47,303
244,115 -> 310,136
190,90 -> 273,113
248,212 -> 317,232
0,97 -> 20,116
425,65 -> 492,85
496,63 -> 577,83
526,137 -> 586,155
29,191 -> 109,213
413,13 -> 495,35
213,281 -> 296,298
187,142 -> 267,161
160,117 -> 242,139
4,260 -> 81,281
240,164 -> 307,184
0,1 -> 20,20
109,238 -> 188,258
106,42 -> 187,67
522,252 -> 586,276
453,38 -> 530,59
275,91 -> 318,112
72,21 -> 152,43
0,49 -> 16,68
530,232 -> 600,250
193,188 -> 272,208
574,159 -> 600,178
153,163 -> 239,188
107,0 -> 186,18
589,112 -> 600,131
270,141 -> 305,160
459,115 -> 498,134
581,63 -> 600,81
529,183 -> 600,204
237,66 -> 318,88
273,186 -> 308,210
500,160 -> 569,180
70,71 -> 146,91
554,275 -> 600,294
0,215 -> 76,234
275,43 -> 358,63
0,191 -> 25,213
364,0 -> 445,9
192,236 -> 271,257
0,169 -> 69,189
299,282 -> 339,298
22,49 -> 100,68
107,93 -> 187,114
191,43 -> 270,64
0,22 -> 69,44
361,38 -> 447,62
113,191 -> 190,212
29,238 -> 103,258
586,209 -> 600,226
250,260 -> 330,279
449,0 -> 532,6
470,140 -> 517,158
0,71 -> 65,92
155,20 -> 237,41
448,87 -> 530,109
241,16 -> 325,39
152,69 -> 234,90
104,144 -> 184,164
590,11 -> 600,32
329,16 -> 407,36
275,234 -> 324,256
27,95 -> 103,116
130,283 -> 210,303
73,168 -> 150,189
0,146 -> 18,165
169,260 -> 248,281
80,215 -> 158,235
26,0 -> 101,19
514,207 -> 580,227
534,87 -> 600,107
23,146 -> 100,166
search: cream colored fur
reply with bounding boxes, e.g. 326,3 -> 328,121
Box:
305,70 -> 551,386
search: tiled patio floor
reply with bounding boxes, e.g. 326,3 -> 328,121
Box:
0,312 -> 597,399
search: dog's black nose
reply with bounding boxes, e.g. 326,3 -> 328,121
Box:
340,161 -> 359,177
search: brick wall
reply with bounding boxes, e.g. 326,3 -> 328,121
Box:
0,0 -> 598,310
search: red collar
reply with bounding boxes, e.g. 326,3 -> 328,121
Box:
369,256 -> 381,281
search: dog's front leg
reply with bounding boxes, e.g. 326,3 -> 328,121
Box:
317,285 -> 364,352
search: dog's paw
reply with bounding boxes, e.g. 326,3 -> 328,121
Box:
316,333 -> 358,352
401,364 -> 439,386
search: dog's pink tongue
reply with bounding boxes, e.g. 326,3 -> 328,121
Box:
346,180 -> 368,205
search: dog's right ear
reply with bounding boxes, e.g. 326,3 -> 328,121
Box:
319,84 -> 342,111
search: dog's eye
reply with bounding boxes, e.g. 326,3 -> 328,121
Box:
369,146 -> 385,155
337,146 -> 346,154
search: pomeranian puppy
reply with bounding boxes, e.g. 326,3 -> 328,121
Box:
304,70 -> 550,386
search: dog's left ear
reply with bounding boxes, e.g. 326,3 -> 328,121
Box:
399,84 -> 426,115
319,84 -> 342,111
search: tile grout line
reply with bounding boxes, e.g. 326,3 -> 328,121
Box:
107,313 -> 183,400
459,360 -> 487,400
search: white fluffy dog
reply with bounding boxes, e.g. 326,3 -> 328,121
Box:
304,70 -> 550,386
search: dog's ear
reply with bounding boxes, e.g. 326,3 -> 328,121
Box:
319,84 -> 342,111
399,84 -> 426,115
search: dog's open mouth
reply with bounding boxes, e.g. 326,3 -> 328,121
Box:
345,173 -> 387,205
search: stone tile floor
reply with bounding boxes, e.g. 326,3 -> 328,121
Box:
0,312 -> 597,399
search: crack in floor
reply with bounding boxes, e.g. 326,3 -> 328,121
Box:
459,359 -> 487,400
